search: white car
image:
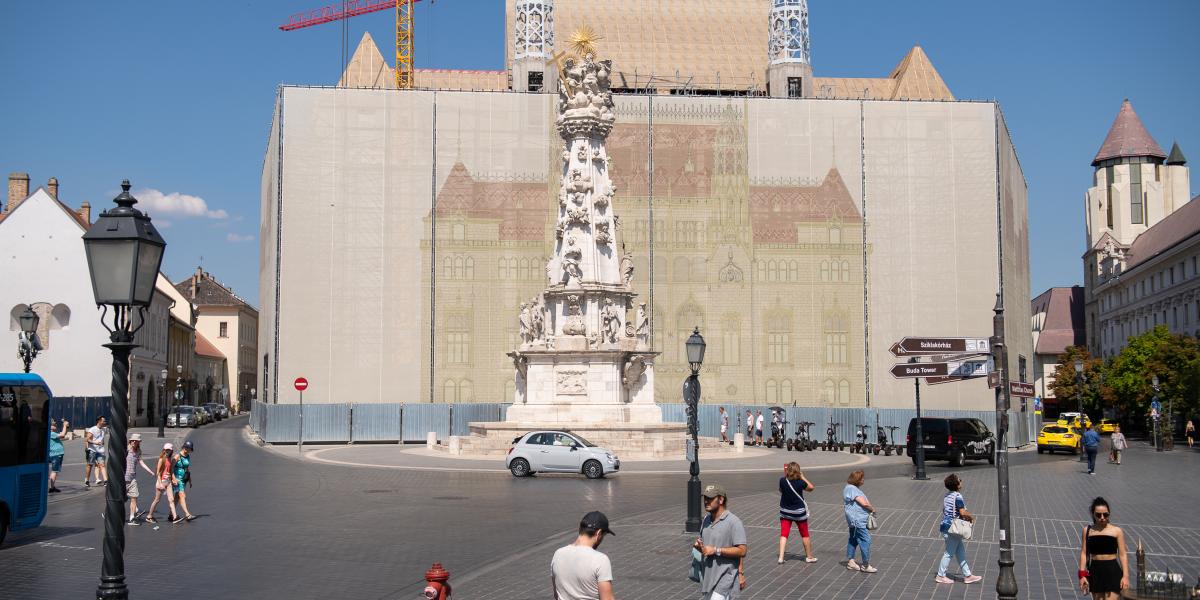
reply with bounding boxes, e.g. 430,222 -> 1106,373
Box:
506,431 -> 619,479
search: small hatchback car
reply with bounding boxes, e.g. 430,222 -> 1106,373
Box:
1037,424 -> 1081,454
506,431 -> 619,479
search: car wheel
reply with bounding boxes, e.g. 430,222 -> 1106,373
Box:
583,460 -> 604,480
1037,446 -> 1044,454
951,450 -> 965,467
509,458 -> 531,478
987,445 -> 996,465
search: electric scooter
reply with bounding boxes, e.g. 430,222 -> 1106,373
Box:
821,419 -> 844,451
791,421 -> 816,451
766,408 -> 788,449
851,424 -> 870,454
884,425 -> 902,456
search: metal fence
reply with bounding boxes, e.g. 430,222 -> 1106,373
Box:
251,401 -> 1037,446
49,396 -> 112,429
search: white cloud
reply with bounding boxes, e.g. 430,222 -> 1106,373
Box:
135,188 -> 228,220
226,233 -> 254,243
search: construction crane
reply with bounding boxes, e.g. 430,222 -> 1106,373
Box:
279,0 -> 423,89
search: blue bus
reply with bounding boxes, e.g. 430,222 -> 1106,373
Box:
0,373 -> 52,545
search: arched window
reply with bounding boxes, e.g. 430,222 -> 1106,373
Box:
757,261 -> 767,282
443,379 -> 457,402
766,380 -> 778,405
464,257 -> 475,279
453,256 -> 465,279
840,260 -> 851,282
780,380 -> 793,406
787,261 -> 798,282
838,380 -> 850,405
442,257 -> 454,278
766,312 -> 790,364
499,258 -> 511,279
824,313 -> 848,365
822,379 -> 835,405
820,261 -> 830,282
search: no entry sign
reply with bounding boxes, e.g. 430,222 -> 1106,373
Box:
294,377 -> 309,391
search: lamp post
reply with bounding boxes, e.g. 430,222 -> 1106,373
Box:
17,305 -> 40,373
683,327 -> 705,534
157,369 -> 167,438
992,293 -> 1018,600
1075,359 -> 1086,462
175,365 -> 183,408
910,357 -> 929,480
81,180 -> 166,600
1152,375 -> 1161,452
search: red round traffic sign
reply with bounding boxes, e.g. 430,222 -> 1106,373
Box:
294,377 -> 308,391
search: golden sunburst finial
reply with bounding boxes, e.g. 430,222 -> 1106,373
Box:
567,26 -> 603,58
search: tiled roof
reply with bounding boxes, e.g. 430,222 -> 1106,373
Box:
0,187 -> 90,230
749,168 -> 862,244
432,162 -> 549,241
1031,286 -> 1085,355
1092,99 -> 1166,165
1167,141 -> 1187,166
194,331 -> 225,359
1121,194 -> 1200,273
175,269 -> 255,310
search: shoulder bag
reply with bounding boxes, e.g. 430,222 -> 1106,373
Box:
784,479 -> 809,520
688,547 -> 704,582
866,512 -> 878,530
948,517 -> 973,540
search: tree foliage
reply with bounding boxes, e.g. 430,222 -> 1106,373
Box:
1058,326 -> 1200,419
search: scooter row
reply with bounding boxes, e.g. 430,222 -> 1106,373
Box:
762,411 -> 906,455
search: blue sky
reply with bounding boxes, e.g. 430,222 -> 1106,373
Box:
2,1 -> 1197,308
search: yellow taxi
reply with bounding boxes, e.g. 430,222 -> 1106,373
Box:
1098,419 -> 1119,434
1038,424 -> 1081,454
1056,412 -> 1092,430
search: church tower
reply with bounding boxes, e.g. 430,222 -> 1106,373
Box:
511,0 -> 556,92
766,0 -> 813,98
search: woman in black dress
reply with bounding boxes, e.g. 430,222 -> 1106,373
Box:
1078,497 -> 1128,599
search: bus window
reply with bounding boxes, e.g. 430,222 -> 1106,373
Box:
0,384 -> 50,467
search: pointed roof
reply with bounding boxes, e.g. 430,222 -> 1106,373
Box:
1092,99 -> 1166,166
887,46 -> 954,101
175,268 -> 256,311
194,331 -> 226,360
1167,141 -> 1187,166
0,187 -> 90,230
1031,286 -> 1085,355
338,32 -> 395,89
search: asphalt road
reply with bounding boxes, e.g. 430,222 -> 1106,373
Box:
0,415 -> 1128,599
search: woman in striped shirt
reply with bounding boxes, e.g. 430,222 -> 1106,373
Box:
777,462 -> 817,564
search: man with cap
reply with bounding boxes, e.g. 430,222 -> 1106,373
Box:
693,483 -> 748,599
125,433 -> 155,525
551,511 -> 616,600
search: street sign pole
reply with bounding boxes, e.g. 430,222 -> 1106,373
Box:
993,293 -> 1018,600
298,390 -> 304,454
911,357 -> 928,481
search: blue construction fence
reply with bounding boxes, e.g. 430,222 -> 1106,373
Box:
49,396 -> 112,429
250,401 -> 1037,447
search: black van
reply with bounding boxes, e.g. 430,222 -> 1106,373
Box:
906,417 -> 995,467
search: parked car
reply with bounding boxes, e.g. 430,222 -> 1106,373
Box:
1056,412 -> 1092,429
1037,424 -> 1081,454
906,417 -> 995,467
167,406 -> 198,428
194,406 -> 212,425
1097,418 -> 1119,434
506,431 -> 619,479
203,403 -> 226,421
216,404 -> 231,419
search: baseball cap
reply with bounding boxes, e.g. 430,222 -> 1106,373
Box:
182,441 -> 194,451
129,433 -> 142,441
163,443 -> 174,451
580,511 -> 615,536
701,483 -> 727,499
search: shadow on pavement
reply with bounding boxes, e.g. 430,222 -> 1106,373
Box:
1,526 -> 95,550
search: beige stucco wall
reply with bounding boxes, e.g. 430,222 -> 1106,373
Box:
261,87 -> 1028,412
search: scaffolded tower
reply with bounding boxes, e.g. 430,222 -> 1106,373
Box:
766,0 -> 813,97
512,0 -> 556,92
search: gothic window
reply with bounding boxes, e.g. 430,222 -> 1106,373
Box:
820,261 -> 830,282
767,312 -> 791,364
824,313 -> 848,365
822,379 -> 835,405
757,261 -> 767,282
722,315 -> 740,364
443,379 -> 457,403
442,257 -> 453,279
445,313 -> 470,364
787,261 -> 799,282
766,379 -> 778,405
499,258 -> 511,279
838,380 -> 850,405
840,260 -> 851,282
780,379 -> 793,406
829,227 -> 841,244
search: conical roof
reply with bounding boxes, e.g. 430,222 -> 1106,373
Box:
887,46 -> 954,101
1092,99 -> 1165,166
1167,141 -> 1187,166
338,32 -> 395,89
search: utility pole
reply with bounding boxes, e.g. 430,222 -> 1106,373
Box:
992,293 -> 1017,600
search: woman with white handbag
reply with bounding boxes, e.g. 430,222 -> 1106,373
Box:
935,474 -> 982,584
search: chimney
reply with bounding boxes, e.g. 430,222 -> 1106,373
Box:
7,172 -> 30,213
79,201 -> 91,224
46,177 -> 59,199
192,266 -> 202,298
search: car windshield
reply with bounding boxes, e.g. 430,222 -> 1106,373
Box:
175,407 -> 194,414
1042,426 -> 1067,434
568,433 -> 597,447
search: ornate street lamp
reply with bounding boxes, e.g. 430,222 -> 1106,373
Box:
1073,359 -> 1085,416
17,305 -> 40,373
81,180 -> 166,600
992,293 -> 1018,600
683,327 -> 705,533
1151,375 -> 1162,452
158,368 -> 167,438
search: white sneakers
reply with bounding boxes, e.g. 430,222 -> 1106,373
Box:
846,560 -> 877,573
937,574 -> 982,584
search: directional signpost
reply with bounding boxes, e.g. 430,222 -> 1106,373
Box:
1009,381 -> 1035,398
889,337 -> 990,357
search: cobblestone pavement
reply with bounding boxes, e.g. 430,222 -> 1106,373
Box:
4,417 -> 1198,599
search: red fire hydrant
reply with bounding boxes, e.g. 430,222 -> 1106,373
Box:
423,563 -> 451,600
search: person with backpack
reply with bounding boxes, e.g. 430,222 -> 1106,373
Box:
777,462 -> 816,564
172,440 -> 197,522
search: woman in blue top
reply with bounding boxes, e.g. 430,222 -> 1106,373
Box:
935,474 -> 981,584
842,470 -> 876,573
777,462 -> 817,564
172,441 -> 196,522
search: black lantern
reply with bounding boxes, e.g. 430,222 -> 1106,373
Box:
17,305 -> 40,373
82,180 -> 165,308
81,180 -> 166,600
685,327 -> 706,374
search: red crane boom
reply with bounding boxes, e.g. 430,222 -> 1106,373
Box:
279,0 -> 419,31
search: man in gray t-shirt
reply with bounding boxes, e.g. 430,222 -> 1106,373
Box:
694,483 -> 748,600
552,511 -> 616,600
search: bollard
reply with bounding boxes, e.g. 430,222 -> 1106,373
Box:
734,432 -> 744,453
426,431 -> 437,449
423,562 -> 451,599
448,435 -> 461,455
